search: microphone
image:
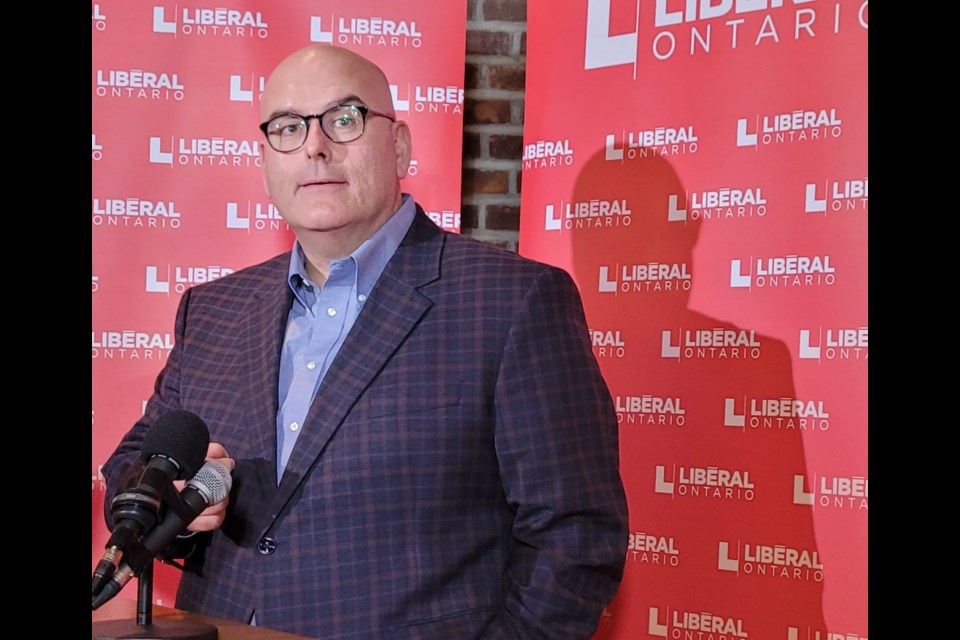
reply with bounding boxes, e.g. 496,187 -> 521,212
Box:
92,459 -> 233,610
92,410 -> 210,595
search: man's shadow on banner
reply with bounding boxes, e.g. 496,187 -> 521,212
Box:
564,148 -> 827,639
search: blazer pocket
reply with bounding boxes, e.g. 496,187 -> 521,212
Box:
360,379 -> 463,421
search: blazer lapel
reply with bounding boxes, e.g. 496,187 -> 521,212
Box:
239,259 -> 294,489
262,210 -> 444,530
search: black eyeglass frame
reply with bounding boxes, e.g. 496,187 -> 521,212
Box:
258,104 -> 397,152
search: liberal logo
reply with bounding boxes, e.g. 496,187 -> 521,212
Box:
544,199 -> 631,232
389,84 -> 410,113
226,202 -> 288,232
95,69 -> 184,101
92,197 -> 182,230
730,254 -> 835,289
590,328 -> 626,360
92,329 -> 175,360
724,397 -> 830,432
793,474 -> 868,511
718,540 -> 823,582
92,134 -> 103,161
390,83 -> 463,114
671,186 -> 767,223
648,606 -> 748,639
149,135 -> 262,168
584,0 -> 866,70
737,108 -> 842,148
599,262 -> 691,294
656,464 -> 755,501
228,74 -> 266,103
584,0 -> 637,74
92,4 -> 107,31
798,327 -> 868,362
605,125 -> 698,161
310,14 -> 423,48
153,5 -> 268,38
661,328 -> 761,361
425,210 -> 460,232
804,177 -> 868,214
627,532 -> 679,567
523,139 -> 574,171
145,265 -> 235,296
788,625 -> 869,640
616,395 -> 685,427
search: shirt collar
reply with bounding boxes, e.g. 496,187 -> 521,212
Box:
285,193 -> 416,299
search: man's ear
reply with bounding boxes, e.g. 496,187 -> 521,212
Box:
393,121 -> 413,179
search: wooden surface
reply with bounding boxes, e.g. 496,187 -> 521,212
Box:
93,598 -> 314,640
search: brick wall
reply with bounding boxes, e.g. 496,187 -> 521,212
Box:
460,0 -> 527,253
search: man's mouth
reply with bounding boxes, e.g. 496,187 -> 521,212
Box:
300,178 -> 346,188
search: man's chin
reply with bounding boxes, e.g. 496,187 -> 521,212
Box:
290,216 -> 354,236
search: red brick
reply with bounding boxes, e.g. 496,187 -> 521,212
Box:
462,131 -> 481,159
466,30 -> 512,55
460,204 -> 480,230
486,205 -> 520,230
484,0 -> 527,22
482,239 -> 514,252
462,168 -> 509,194
489,135 -> 523,160
464,63 -> 480,91
467,0 -> 481,20
464,98 -> 511,125
487,64 -> 526,91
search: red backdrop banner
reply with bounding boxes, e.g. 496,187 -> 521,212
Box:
92,0 -> 466,606
520,1 -> 867,638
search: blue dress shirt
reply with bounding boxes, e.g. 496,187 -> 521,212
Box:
275,195 -> 416,482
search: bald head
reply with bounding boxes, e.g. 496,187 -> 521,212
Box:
261,45 -> 396,122
257,44 -> 412,272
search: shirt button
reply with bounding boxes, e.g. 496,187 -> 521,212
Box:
306,361 -> 317,370
257,537 -> 277,555
326,307 -> 337,317
357,294 -> 367,302
289,422 -> 299,432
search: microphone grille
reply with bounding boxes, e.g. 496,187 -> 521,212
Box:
186,461 -> 233,505
141,410 -> 210,479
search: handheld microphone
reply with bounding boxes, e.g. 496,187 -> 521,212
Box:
91,410 -> 210,595
92,459 -> 233,610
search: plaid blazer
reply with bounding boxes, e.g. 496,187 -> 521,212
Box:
102,207 -> 628,639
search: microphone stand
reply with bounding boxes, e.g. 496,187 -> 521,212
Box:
93,483 -> 220,640
137,563 -> 154,627
92,557 -> 219,640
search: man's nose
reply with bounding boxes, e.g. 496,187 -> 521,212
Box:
303,117 -> 330,159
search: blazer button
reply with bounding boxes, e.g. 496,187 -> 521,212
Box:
257,537 -> 277,555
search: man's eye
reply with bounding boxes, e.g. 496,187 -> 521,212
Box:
333,113 -> 360,128
270,119 -> 303,136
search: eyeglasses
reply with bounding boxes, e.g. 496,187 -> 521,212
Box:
259,104 -> 396,152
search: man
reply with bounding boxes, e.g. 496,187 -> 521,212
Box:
101,44 -> 628,640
